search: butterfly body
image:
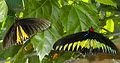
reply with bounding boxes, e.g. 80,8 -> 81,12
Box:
3,18 -> 51,48
53,27 -> 117,55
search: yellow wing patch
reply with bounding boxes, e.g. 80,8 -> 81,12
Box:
16,26 -> 22,44
59,46 -> 63,50
16,25 -> 29,44
68,43 -> 73,51
55,46 -> 59,50
64,44 -> 68,50
19,25 -> 29,40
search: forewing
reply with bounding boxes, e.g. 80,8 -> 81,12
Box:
3,24 -> 17,48
17,18 -> 51,44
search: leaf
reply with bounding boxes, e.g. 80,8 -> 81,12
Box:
0,16 -> 14,41
31,31 -> 52,61
52,52 -> 74,63
0,0 -> 8,22
23,0 -> 52,18
100,19 -> 114,33
30,24 -> 62,62
82,0 -> 89,3
96,0 -> 117,7
0,46 -> 21,63
59,3 -> 99,35
28,55 -> 40,63
5,0 -> 23,14
13,47 -> 27,63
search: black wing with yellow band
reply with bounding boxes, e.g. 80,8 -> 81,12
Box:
53,27 -> 117,55
3,18 -> 51,48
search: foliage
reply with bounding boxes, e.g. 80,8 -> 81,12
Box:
0,0 -> 120,63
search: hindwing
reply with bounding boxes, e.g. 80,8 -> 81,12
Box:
53,32 -> 117,54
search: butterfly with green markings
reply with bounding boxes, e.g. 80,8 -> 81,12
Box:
3,18 -> 51,48
53,27 -> 118,55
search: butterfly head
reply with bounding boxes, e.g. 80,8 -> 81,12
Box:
89,27 -> 94,32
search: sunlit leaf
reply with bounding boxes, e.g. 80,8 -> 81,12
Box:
100,19 -> 114,33
82,0 -> 89,3
0,0 -> 8,22
96,0 -> 117,7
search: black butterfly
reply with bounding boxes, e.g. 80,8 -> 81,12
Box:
53,27 -> 117,55
3,18 -> 51,48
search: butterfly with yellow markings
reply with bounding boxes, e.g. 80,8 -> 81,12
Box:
53,27 -> 118,55
3,18 -> 51,48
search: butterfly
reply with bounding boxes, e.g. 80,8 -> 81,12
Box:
3,18 -> 51,48
53,27 -> 118,55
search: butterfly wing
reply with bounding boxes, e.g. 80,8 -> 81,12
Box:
17,18 -> 51,43
53,32 -> 117,55
3,18 -> 51,48
53,32 -> 89,52
3,24 -> 17,48
90,32 -> 117,54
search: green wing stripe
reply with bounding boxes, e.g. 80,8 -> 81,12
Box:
76,41 -> 81,51
91,39 -> 97,49
72,42 -> 78,51
85,39 -> 90,49
81,40 -> 87,48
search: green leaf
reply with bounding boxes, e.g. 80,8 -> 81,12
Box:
23,0 -> 52,18
0,16 -> 14,41
100,19 -> 114,33
13,46 -> 27,63
31,29 -> 60,61
0,46 -> 21,63
28,55 -> 40,63
0,0 -> 8,22
52,52 -> 74,63
59,3 -> 99,35
82,0 -> 89,3
5,0 -> 23,14
96,0 -> 117,7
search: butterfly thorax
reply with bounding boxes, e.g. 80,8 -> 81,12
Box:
89,27 -> 94,33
